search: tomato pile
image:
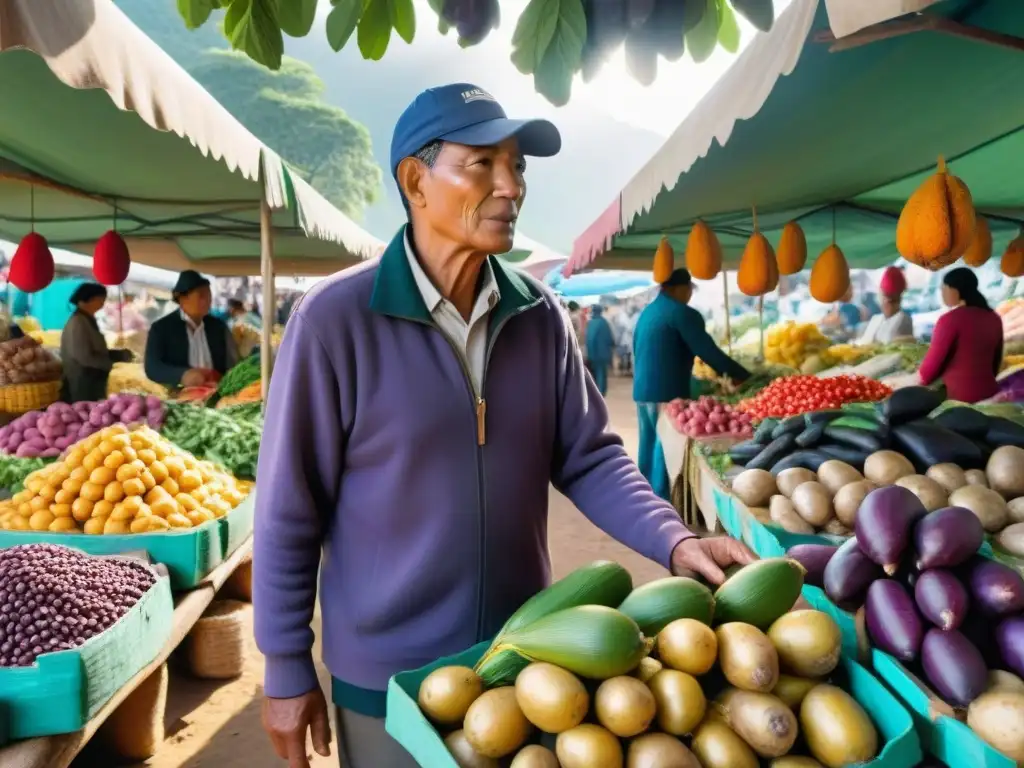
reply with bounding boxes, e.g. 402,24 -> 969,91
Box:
737,374 -> 892,420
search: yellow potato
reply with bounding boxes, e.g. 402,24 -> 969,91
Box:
54,488 -> 75,506
49,517 -> 79,532
104,482 -> 126,504
49,503 -> 72,519
110,502 -> 135,521
148,459 -> 168,483
144,486 -> 169,506
17,502 -> 31,517
8,514 -> 29,531
161,477 -> 180,496
29,509 -> 55,530
115,463 -> 140,482
103,518 -> 130,535
89,466 -> 115,486
92,500 -> 115,519
11,490 -> 30,506
151,497 -> 177,519
65,448 -> 86,468
109,430 -> 131,446
121,496 -> 143,514
223,488 -> 245,506
29,496 -> 48,513
130,516 -> 152,533
103,450 -> 126,470
122,477 -> 146,497
69,466 -> 89,483
178,470 -> 202,492
138,449 -> 158,466
140,515 -> 170,532
79,481 -> 104,502
82,451 -> 103,473
175,493 -> 199,512
139,469 -> 157,491
164,456 -> 186,478
98,439 -> 117,455
25,477 -> 44,494
186,509 -> 215,526
71,497 -> 94,522
166,512 -> 192,529
121,445 -> 138,462
134,501 -> 153,518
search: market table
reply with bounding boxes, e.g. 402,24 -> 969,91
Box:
656,411 -> 726,532
0,535 -> 254,768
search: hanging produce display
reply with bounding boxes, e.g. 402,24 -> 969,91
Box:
651,237 -> 675,284
896,156 -> 976,270
92,230 -> 131,286
0,423 -> 250,534
9,232 -> 55,293
775,221 -> 807,275
963,216 -> 993,267
1002,234 -> 1024,278
809,243 -> 851,304
736,230 -> 778,298
684,220 -> 722,281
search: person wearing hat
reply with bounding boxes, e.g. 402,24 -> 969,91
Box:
633,268 -> 751,500
253,83 -> 756,768
144,270 -> 238,388
60,282 -> 132,402
917,267 -> 1003,402
585,304 -> 614,395
859,266 -> 914,345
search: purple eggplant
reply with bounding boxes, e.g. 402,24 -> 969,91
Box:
856,486 -> 927,574
995,616 -> 1024,679
787,543 -> 839,588
914,570 -> 970,631
914,506 -> 985,570
968,558 -> 1024,616
921,628 -> 988,707
823,537 -> 883,610
865,579 -> 924,662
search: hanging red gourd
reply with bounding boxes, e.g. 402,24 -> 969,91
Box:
9,232 -> 54,293
93,230 -> 131,285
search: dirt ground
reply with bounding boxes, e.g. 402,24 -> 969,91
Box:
73,375 -> 662,768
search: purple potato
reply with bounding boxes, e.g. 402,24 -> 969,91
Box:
914,569 -> 970,631
824,537 -> 883,610
968,558 -> 1024,616
921,628 -> 988,707
856,486 -> 928,573
865,579 -> 924,662
914,506 -> 985,570
786,544 -> 838,588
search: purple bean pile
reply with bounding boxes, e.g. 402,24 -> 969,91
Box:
0,543 -> 157,667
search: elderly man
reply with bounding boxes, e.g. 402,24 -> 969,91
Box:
253,83 -> 755,768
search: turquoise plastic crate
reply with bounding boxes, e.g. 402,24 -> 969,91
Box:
386,640 -> 920,768
0,498 -> 253,590
0,572 -> 173,740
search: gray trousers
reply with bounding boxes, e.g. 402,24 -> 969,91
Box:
336,708 -> 419,768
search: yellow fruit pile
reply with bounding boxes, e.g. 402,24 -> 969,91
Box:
764,322 -> 830,369
27,330 -> 62,348
107,363 -> 168,398
0,424 -> 251,535
822,344 -> 871,366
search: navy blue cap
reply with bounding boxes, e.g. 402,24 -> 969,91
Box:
390,83 -> 561,178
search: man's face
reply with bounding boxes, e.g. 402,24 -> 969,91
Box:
406,138 -> 526,255
881,294 -> 900,317
180,285 -> 212,318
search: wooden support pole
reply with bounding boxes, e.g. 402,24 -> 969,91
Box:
758,295 -> 765,361
259,197 -> 274,408
722,270 -> 732,354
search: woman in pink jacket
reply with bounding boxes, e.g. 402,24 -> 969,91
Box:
918,268 -> 1003,403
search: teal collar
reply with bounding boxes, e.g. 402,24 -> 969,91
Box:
369,225 -> 544,329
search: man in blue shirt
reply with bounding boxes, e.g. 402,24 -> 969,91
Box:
633,269 -> 750,499
585,304 -> 614,394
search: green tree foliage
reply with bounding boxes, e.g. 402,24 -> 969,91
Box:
190,49 -> 382,219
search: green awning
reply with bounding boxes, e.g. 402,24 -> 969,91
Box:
570,0 -> 1024,274
0,0 -> 382,277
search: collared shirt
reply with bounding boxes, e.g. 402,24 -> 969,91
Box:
404,234 -> 499,396
180,309 -> 214,370
859,310 -> 914,345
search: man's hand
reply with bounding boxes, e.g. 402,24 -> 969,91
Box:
180,368 -> 207,387
671,536 -> 757,585
262,690 -> 332,768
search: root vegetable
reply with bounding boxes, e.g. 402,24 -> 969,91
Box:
790,482 -> 833,527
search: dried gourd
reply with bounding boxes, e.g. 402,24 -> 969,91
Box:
776,221 -> 807,275
809,244 -> 850,303
685,220 -> 722,280
963,216 -> 992,267
896,156 -> 976,270
1002,235 -> 1024,278
653,237 -> 675,284
737,233 -> 777,297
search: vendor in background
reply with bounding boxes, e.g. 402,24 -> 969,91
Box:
585,304 -> 614,395
633,268 -> 750,499
60,283 -> 132,402
820,286 -> 863,341
859,266 -> 914,344
918,267 -> 1002,403
144,270 -> 238,388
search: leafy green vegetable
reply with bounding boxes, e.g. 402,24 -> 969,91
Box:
326,0 -> 362,51
358,0 -> 393,60
218,355 -> 262,397
162,403 -> 263,479
0,456 -> 53,492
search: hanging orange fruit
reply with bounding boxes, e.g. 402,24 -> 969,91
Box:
652,237 -> 674,283
896,156 -> 976,270
684,220 -> 722,280
736,233 -> 777,297
93,230 -> 131,285
1002,235 -> 1024,278
776,221 -> 807,275
9,232 -> 55,293
809,244 -> 851,303
962,216 -> 992,268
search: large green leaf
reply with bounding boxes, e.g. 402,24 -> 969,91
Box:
226,0 -> 284,70
326,0 -> 363,51
686,0 -> 719,64
717,0 -> 740,54
510,0 -> 563,75
390,0 -> 416,44
279,0 -> 318,37
731,0 -> 774,33
424,0 -> 449,35
358,0 -> 393,60
177,0 -> 216,29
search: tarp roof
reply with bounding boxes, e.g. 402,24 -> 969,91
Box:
0,0 -> 383,277
568,0 -> 1024,275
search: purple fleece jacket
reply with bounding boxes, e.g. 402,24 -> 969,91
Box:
253,228 -> 693,698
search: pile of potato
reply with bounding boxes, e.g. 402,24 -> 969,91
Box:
0,423 -> 251,535
0,336 -> 61,385
731,446 -> 1024,548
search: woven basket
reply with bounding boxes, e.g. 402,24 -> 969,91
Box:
186,599 -> 251,679
0,379 -> 60,414
222,554 -> 253,602
97,663 -> 169,760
